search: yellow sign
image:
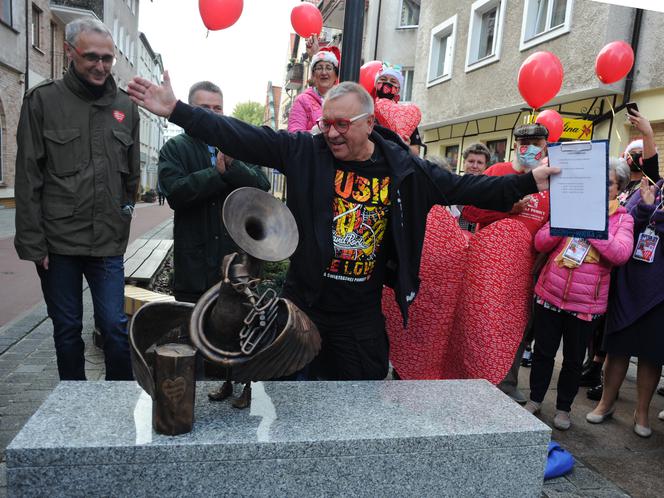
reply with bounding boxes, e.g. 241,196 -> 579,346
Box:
561,118 -> 593,140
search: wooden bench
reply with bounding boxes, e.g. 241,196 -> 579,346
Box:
123,238 -> 173,284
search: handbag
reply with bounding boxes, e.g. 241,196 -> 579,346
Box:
544,441 -> 575,480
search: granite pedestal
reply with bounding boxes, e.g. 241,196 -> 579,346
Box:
7,380 -> 550,497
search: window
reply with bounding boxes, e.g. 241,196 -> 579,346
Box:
445,145 -> 459,170
486,139 -> 507,165
520,0 -> 573,50
465,0 -> 506,72
399,0 -> 420,28
50,22 -> 56,78
401,69 -> 414,102
427,15 -> 456,87
31,4 -> 42,49
125,33 -> 130,59
119,25 -> 124,53
1,0 -> 12,26
112,18 -> 118,45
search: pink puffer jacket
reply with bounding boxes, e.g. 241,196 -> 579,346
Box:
534,207 -> 634,314
287,87 -> 322,132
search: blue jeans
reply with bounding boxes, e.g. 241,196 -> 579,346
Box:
37,254 -> 133,381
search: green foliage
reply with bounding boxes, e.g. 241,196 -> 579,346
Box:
258,260 -> 290,294
231,101 -> 265,126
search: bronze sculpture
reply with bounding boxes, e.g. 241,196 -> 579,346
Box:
129,188 -> 321,434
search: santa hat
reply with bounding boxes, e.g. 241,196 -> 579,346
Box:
311,50 -> 339,71
375,66 -> 405,90
624,139 -> 643,155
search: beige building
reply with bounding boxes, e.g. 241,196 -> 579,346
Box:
410,0 -> 664,174
137,31 -> 165,192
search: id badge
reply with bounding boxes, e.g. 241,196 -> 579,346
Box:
562,237 -> 591,265
633,228 -> 659,263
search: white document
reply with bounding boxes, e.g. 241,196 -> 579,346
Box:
548,140 -> 608,239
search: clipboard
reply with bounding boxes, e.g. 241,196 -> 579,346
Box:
548,139 -> 609,240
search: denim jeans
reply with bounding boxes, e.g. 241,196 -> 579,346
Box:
37,254 -> 133,381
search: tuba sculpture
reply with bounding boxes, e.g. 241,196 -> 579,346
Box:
130,188 -> 321,434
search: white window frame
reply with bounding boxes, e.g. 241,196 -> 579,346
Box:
427,15 -> 457,88
118,25 -> 124,53
398,0 -> 420,29
520,0 -> 573,51
465,0 -> 506,73
401,68 -> 414,102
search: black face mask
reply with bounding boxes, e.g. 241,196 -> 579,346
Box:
376,82 -> 399,100
629,152 -> 643,172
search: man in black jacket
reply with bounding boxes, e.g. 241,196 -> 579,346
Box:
128,74 -> 558,381
158,81 -> 270,302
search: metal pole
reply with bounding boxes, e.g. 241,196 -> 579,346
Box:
339,0 -> 365,83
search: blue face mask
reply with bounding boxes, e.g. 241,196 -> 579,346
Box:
516,144 -> 545,168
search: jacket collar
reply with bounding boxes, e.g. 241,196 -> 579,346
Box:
63,64 -> 118,106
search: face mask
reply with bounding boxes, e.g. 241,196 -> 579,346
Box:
376,82 -> 399,100
628,152 -> 643,172
517,144 -> 545,168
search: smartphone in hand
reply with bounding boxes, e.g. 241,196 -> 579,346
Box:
626,102 -> 639,115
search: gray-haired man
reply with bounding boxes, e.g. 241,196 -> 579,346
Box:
15,18 -> 139,380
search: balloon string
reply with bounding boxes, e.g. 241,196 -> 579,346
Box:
606,96 -> 622,143
206,30 -> 209,39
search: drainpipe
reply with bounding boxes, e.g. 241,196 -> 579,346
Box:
339,0 -> 365,82
373,0 -> 382,60
621,8 -> 642,104
24,0 -> 29,91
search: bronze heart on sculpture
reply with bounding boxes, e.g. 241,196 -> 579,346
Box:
161,377 -> 187,411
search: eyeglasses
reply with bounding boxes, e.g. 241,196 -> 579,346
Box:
316,113 -> 370,135
313,64 -> 335,73
68,43 -> 116,66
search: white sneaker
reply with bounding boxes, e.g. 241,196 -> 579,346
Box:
554,410 -> 571,430
524,400 -> 541,415
658,409 -> 664,421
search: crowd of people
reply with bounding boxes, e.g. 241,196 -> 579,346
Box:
13,19 -> 663,441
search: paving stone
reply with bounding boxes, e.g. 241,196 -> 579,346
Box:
542,479 -> 578,494
0,384 -> 31,396
12,365 -> 45,374
0,462 -> 5,486
564,464 -> 622,490
0,402 -> 40,416
0,416 -> 28,432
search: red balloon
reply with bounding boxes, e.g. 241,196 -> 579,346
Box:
290,3 -> 323,38
536,109 -> 564,142
517,51 -> 564,109
359,60 -> 383,95
595,41 -> 634,84
199,0 -> 243,31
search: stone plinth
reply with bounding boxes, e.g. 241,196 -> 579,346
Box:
7,380 -> 550,497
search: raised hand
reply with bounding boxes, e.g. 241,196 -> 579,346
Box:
640,177 -> 656,205
127,70 -> 177,118
531,162 -> 561,192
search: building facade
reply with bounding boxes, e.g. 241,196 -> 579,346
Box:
137,31 -> 164,192
1,0 -> 141,203
1,0 -> 69,203
409,0 -> 664,174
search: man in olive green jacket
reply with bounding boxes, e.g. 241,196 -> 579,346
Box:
158,81 -> 270,303
14,19 -> 138,381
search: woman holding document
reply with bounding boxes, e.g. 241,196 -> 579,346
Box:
587,174 -> 664,437
525,159 -> 633,431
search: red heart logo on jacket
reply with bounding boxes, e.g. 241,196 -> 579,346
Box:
374,98 -> 422,143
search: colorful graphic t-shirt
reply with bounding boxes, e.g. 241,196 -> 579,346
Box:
317,151 -> 392,314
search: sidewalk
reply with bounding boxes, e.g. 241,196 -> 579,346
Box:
1,204 -> 663,495
0,202 -> 174,328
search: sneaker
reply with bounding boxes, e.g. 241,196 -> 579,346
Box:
506,388 -> 528,404
658,410 -> 664,421
554,410 -> 572,430
524,400 -> 542,414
